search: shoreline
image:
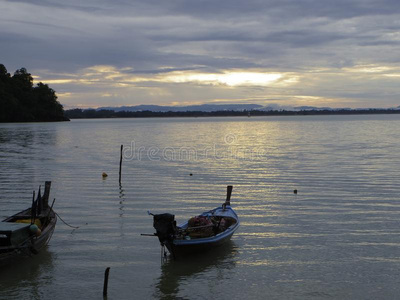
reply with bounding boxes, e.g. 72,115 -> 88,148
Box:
65,109 -> 400,119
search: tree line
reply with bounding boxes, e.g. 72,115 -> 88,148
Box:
64,108 -> 400,119
0,64 -> 68,122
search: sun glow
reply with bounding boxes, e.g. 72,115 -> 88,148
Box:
343,64 -> 394,73
35,66 -> 292,90
41,79 -> 75,84
165,71 -> 283,86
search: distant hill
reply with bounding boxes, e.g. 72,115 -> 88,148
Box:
65,105 -> 400,119
99,104 -> 264,112
97,103 -> 397,112
0,64 -> 69,122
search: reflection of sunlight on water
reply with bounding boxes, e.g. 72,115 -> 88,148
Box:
238,232 -> 315,238
238,260 -> 324,267
241,222 -> 284,227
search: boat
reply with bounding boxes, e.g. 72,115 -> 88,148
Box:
148,186 -> 239,259
0,181 -> 57,267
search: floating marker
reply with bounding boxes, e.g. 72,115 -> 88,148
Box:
29,224 -> 39,233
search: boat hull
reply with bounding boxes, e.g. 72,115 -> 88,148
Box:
169,225 -> 238,256
0,208 -> 57,267
166,205 -> 240,258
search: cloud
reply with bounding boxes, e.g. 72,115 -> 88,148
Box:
1,0 -> 400,108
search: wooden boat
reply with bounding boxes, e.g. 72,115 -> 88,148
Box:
0,181 -> 57,267
149,186 -> 239,259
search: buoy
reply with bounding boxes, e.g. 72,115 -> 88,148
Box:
190,173 -> 193,176
294,189 -> 298,194
102,172 -> 108,178
29,224 -> 39,234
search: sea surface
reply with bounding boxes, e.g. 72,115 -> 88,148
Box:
0,115 -> 400,299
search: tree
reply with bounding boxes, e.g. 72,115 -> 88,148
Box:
0,64 -> 9,77
0,64 -> 19,122
32,82 -> 65,121
0,64 -> 68,122
13,67 -> 33,91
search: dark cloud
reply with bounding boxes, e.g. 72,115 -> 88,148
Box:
169,0 -> 400,19
3,0 -> 400,68
1,0 -> 400,107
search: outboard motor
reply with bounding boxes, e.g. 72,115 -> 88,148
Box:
153,213 -> 176,246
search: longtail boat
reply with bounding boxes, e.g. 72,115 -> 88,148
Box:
147,186 -> 239,259
0,181 -> 57,267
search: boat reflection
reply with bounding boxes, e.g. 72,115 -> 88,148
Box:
0,247 -> 54,299
154,240 -> 238,299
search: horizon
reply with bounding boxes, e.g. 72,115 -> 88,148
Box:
65,103 -> 400,111
2,1 -> 400,109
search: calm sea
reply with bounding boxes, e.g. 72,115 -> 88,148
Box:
1,115 -> 400,299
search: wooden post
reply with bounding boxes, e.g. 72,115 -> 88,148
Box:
103,267 -> 110,297
226,185 -> 233,206
119,145 -> 123,184
43,181 -> 52,209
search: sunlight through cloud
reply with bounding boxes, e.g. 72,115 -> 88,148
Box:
164,71 -> 282,86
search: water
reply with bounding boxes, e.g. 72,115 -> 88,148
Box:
1,115 -> 400,299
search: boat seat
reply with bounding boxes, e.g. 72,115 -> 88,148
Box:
0,222 -> 31,247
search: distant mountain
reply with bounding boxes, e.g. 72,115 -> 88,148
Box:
93,103 -> 400,113
98,103 -> 332,112
293,106 -> 333,111
98,104 -> 264,112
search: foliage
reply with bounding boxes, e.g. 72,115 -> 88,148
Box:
0,64 -> 68,122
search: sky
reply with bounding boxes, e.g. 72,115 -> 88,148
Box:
1,0 -> 400,109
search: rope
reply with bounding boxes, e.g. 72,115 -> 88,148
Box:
54,211 -> 80,229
